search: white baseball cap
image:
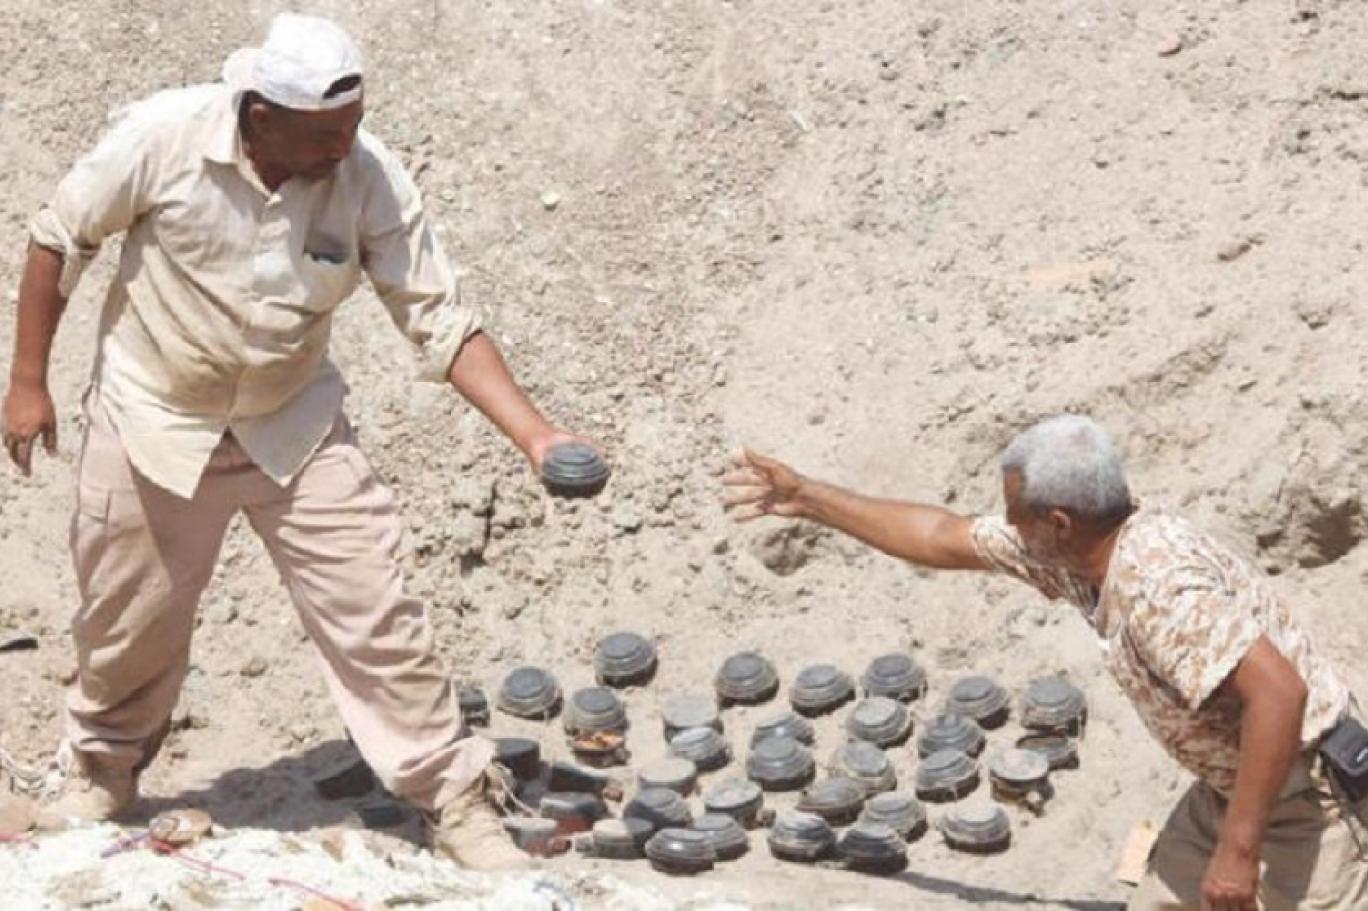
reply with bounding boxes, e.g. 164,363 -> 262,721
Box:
222,13 -> 364,111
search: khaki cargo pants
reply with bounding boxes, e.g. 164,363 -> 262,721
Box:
65,397 -> 491,811
1130,754 -> 1368,910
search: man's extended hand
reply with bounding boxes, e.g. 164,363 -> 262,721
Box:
2,381 -> 58,476
1201,840 -> 1260,911
722,448 -> 805,521
525,428 -> 597,474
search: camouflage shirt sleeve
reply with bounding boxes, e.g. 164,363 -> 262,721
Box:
969,515 -> 1076,602
1123,557 -> 1264,711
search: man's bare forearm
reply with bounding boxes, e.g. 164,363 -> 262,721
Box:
9,245 -> 67,389
1220,641 -> 1308,856
794,478 -> 987,569
446,330 -> 554,458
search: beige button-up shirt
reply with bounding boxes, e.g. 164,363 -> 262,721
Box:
972,508 -> 1350,795
30,84 -> 480,498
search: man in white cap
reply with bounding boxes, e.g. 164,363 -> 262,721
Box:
1,13 -> 578,870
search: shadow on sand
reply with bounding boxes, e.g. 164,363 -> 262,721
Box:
131,737 -> 426,845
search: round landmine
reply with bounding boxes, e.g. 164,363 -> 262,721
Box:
1020,676 -> 1088,735
859,791 -> 928,841
539,792 -> 609,835
988,748 -> 1051,801
828,741 -> 897,794
624,787 -> 694,831
767,811 -> 837,864
541,442 -> 611,498
313,757 -> 376,801
915,749 -> 980,802
750,710 -> 816,747
703,779 -> 767,828
457,684 -> 490,727
661,694 -> 722,740
547,762 -> 623,800
861,652 -> 928,702
498,666 -> 562,720
594,632 -> 658,687
639,757 -> 699,795
746,736 -> 816,791
1016,733 -> 1080,771
796,776 -> 867,826
940,802 -> 1012,853
645,828 -> 716,875
715,651 -> 780,705
563,686 -> 628,736
504,817 -> 565,857
845,697 -> 913,748
669,726 -> 732,772
689,813 -> 750,861
838,820 -> 909,874
916,712 -> 986,758
569,729 -> 630,768
588,818 -> 653,859
494,737 -> 542,781
945,675 -> 1010,729
789,664 -> 856,716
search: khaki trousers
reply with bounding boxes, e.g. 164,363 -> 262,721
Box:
1130,755 -> 1368,910
65,397 -> 492,811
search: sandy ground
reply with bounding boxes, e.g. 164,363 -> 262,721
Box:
4,0 -> 1368,908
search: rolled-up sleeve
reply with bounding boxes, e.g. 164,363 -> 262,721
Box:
30,109 -> 156,298
360,142 -> 482,383
970,515 -> 1077,601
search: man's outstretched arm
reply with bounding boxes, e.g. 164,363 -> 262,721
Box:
445,330 -> 584,472
722,448 -> 989,570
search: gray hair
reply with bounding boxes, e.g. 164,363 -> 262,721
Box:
1000,415 -> 1132,526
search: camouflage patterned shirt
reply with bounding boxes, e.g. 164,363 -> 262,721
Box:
971,508 -> 1350,795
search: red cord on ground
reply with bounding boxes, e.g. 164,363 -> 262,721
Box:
147,837 -> 363,910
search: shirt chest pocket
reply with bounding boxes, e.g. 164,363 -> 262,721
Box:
296,238 -> 361,310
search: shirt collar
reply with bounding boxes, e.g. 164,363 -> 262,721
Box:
203,90 -> 243,165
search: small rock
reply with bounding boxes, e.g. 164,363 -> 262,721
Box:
239,656 -> 269,678
540,190 -> 561,211
1216,237 -> 1254,263
1157,35 -> 1184,57
1294,296 -> 1333,329
613,507 -> 644,533
203,599 -> 238,625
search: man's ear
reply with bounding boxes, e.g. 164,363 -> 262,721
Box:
1047,507 -> 1074,541
246,99 -> 275,135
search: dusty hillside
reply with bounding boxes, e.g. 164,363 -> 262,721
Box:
3,0 -> 1367,908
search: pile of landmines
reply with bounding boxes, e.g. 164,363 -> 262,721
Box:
315,632 -> 1089,877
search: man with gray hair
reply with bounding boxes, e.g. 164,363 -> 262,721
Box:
0,13 -> 588,870
725,414 -> 1367,910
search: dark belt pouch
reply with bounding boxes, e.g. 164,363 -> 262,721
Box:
1320,716 -> 1368,803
